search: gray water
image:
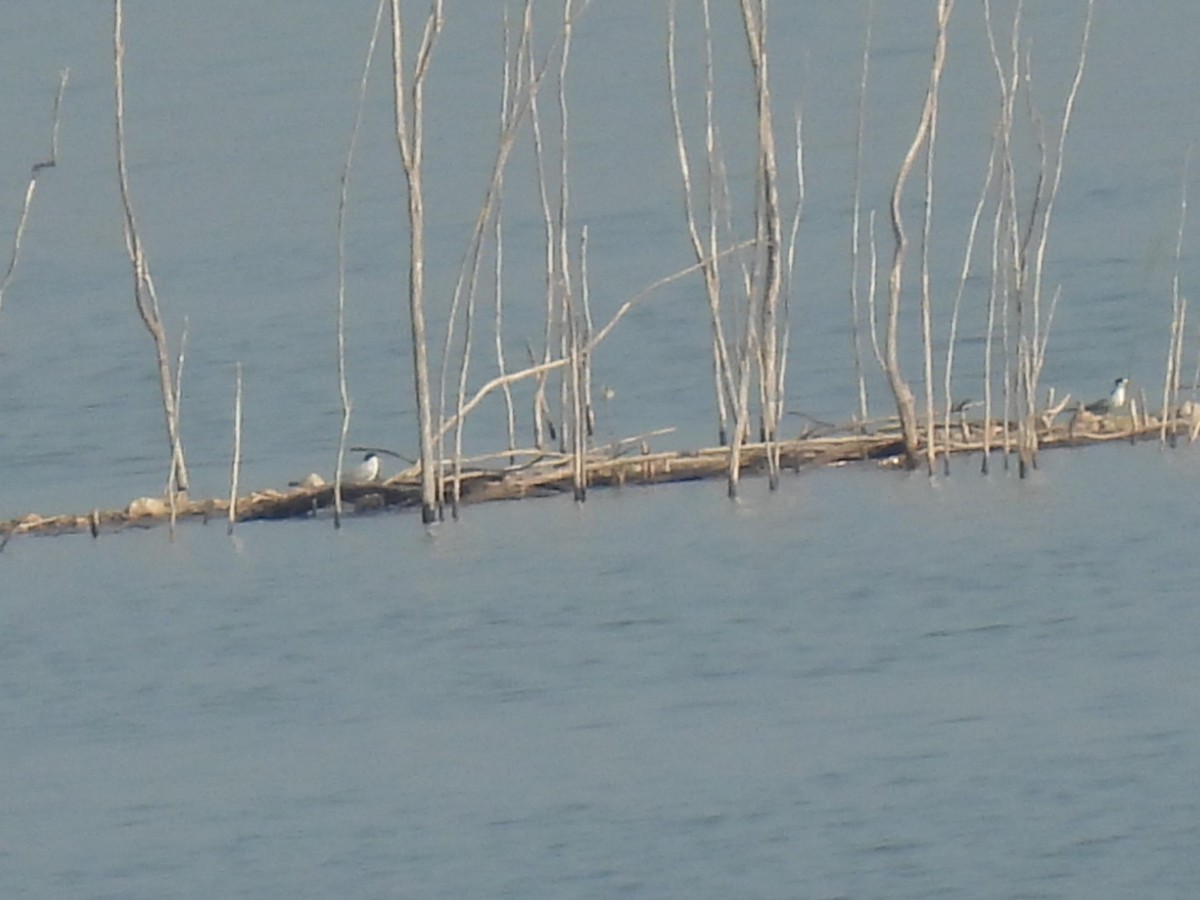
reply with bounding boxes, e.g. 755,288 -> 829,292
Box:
3,2 -> 1200,898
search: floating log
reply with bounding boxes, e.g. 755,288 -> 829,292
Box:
0,410 -> 1188,545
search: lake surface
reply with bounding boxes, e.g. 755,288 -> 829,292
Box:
3,2 -> 1200,898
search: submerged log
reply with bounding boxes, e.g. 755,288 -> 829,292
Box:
0,410 -> 1186,545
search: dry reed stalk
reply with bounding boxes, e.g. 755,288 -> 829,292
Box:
849,0 -> 874,424
884,0 -> 954,469
228,362 -> 243,535
556,0 -> 577,459
334,0 -> 386,528
527,13 -> 557,452
1171,299 -> 1187,444
981,191 -> 1000,473
493,4 -> 526,463
669,0 -> 779,497
997,0 -> 1093,476
780,104 -> 804,408
580,229 -> 596,439
443,0 -> 585,510
166,320 -> 188,540
0,69 -> 68,321
739,0 -> 786,489
865,210 -> 884,374
113,0 -> 189,496
443,11 -> 521,515
942,131 -> 1000,474
984,0 -> 1029,472
438,243 -> 751,441
389,0 -> 444,523
1162,153 -> 1191,445
917,0 -> 951,476
667,0 -> 735,445
771,103 -> 802,465
569,231 -> 586,501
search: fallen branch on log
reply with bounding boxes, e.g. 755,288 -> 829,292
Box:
0,410 -> 1186,547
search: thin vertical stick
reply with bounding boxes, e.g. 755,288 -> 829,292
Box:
228,362 -> 243,535
1019,0 -> 1094,474
390,0 -> 445,524
1172,302 -> 1187,443
1163,150 -> 1191,445
918,0 -> 948,476
668,0 -> 735,445
0,69 -> 69,321
778,105 -> 804,437
982,177 -> 1003,473
983,0 -> 1021,471
335,0 -> 386,528
438,246 -> 751,442
166,320 -> 187,541
442,0 -> 570,511
849,0 -> 874,424
739,0 -> 784,488
943,131 -> 1000,474
555,0 -> 576,455
885,0 -> 954,469
572,226 -> 589,500
865,209 -> 884,372
114,0 -> 189,496
494,3 -> 524,463
529,21 -> 557,451
580,223 -> 596,436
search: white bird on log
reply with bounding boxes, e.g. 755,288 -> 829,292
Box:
1084,377 -> 1129,414
346,452 -> 381,484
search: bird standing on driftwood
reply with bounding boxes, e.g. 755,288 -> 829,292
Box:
346,452 -> 381,484
1084,377 -> 1129,415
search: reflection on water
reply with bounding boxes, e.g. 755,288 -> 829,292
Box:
4,1 -> 1200,896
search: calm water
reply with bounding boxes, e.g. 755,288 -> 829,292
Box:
3,2 -> 1200,898
5,446 -> 1200,898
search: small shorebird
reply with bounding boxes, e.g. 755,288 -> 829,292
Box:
346,452 -> 381,484
1085,377 -> 1129,415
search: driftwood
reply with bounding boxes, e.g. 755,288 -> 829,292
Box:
0,407 -> 1187,547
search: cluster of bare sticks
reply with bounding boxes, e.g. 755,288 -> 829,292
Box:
8,0 -> 1200,547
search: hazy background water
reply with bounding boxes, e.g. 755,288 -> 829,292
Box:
3,2 -> 1200,897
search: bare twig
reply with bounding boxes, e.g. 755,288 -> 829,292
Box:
390,0 -> 445,523
114,0 -> 189,495
334,0 -> 386,528
0,68 -> 69,320
228,362 -> 243,535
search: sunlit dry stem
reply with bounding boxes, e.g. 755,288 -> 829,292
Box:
228,362 -> 243,535
988,0 -> 1093,476
438,242 -> 752,441
739,0 -> 785,489
917,0 -> 950,475
114,0 -> 189,497
390,0 -> 444,523
943,130 -> 1000,474
885,0 -> 954,469
849,0 -> 874,423
529,16 -> 556,450
444,0 -> 573,511
0,68 -> 68,320
166,322 -> 187,541
569,228 -> 588,501
667,0 -> 735,444
1162,150 -> 1191,445
334,0 -> 386,528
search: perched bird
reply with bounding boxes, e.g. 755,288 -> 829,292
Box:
1085,377 -> 1129,415
346,452 -> 381,484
